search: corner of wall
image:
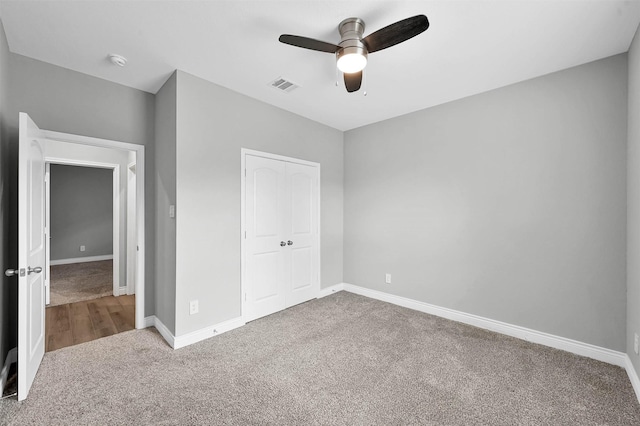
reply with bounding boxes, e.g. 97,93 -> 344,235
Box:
153,70 -> 177,335
627,21 -> 640,376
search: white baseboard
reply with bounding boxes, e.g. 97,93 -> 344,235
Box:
144,315 -> 245,350
341,283 -> 640,402
0,347 -> 17,395
144,315 -> 175,348
626,355 -> 640,404
173,317 -> 245,350
318,283 -> 345,298
341,283 -> 627,368
50,254 -> 113,266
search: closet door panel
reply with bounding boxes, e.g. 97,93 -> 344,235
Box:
245,156 -> 286,321
285,162 -> 319,306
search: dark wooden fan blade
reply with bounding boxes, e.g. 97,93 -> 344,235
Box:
344,71 -> 362,93
279,35 -> 340,53
362,15 -> 429,53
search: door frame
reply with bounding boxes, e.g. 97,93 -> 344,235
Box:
126,162 -> 137,295
240,148 -> 321,323
42,129 -> 146,329
45,159 -> 121,301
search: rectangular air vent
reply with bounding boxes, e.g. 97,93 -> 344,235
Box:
269,77 -> 299,93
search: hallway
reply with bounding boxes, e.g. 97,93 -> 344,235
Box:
45,295 -> 134,352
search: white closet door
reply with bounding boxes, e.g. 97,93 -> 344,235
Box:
244,153 -> 320,322
245,155 -> 287,322
285,162 -> 319,307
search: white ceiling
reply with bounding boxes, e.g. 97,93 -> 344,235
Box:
1,0 -> 639,131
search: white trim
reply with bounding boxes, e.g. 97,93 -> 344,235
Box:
50,254 -> 114,266
341,283 -> 627,367
144,316 -> 175,348
126,163 -> 137,295
0,347 -> 17,395
317,283 -> 345,298
45,163 -> 51,305
43,130 -> 142,152
42,130 -> 146,329
241,148 -> 319,167
143,315 -> 245,350
240,148 -> 321,323
173,317 -> 245,350
143,315 -> 156,328
626,356 -> 640,404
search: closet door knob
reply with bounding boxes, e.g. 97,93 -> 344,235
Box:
280,241 -> 286,247
287,241 -> 293,246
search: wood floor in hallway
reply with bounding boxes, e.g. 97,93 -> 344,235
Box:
45,294 -> 135,352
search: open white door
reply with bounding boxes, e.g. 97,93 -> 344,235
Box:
17,113 -> 46,401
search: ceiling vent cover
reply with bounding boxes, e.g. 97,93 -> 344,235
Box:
269,77 -> 299,93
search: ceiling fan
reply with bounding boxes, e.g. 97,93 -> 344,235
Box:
279,14 -> 429,93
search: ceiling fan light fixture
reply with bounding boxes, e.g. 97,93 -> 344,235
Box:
336,46 -> 368,73
279,14 -> 429,92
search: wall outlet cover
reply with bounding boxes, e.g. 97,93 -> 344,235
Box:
385,273 -> 391,284
80,245 -> 86,252
635,333 -> 639,355
189,300 -> 199,315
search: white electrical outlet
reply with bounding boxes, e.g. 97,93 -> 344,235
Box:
385,273 -> 391,284
635,333 -> 639,355
189,300 -> 199,315
80,245 -> 86,252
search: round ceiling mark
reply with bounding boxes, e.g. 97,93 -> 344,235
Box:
108,54 -> 127,67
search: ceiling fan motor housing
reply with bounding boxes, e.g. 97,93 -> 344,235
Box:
337,17 -> 368,65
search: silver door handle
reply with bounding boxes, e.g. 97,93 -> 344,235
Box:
280,241 -> 286,247
28,266 -> 42,275
5,268 -> 23,277
287,241 -> 293,246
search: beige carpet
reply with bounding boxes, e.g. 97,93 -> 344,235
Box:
49,260 -> 113,307
2,291 -> 639,425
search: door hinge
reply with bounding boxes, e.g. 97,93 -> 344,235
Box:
244,169 -> 246,177
244,293 -> 247,302
244,231 -> 247,239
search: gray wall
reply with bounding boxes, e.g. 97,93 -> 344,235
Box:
7,53 -> 156,315
49,164 -> 113,261
173,71 -> 344,336
344,54 -> 628,351
0,18 -> 13,370
628,24 -> 640,372
154,72 -> 177,334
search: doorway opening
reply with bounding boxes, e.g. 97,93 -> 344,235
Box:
44,162 -> 134,352
41,137 -> 143,353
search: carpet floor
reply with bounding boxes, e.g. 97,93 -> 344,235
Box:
49,260 -> 113,306
1,291 -> 639,425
